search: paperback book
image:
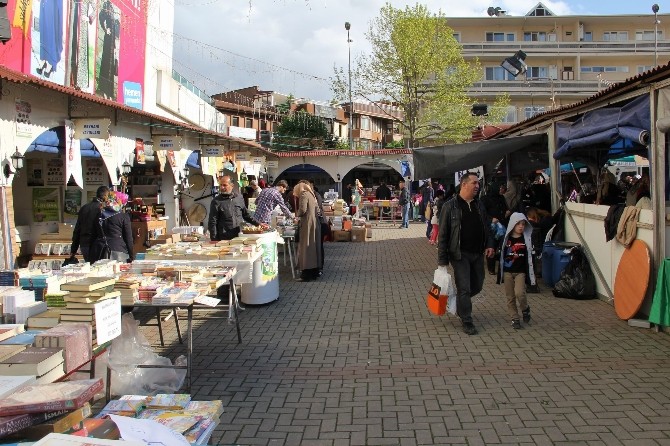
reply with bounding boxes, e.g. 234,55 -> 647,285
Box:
0,378 -> 103,416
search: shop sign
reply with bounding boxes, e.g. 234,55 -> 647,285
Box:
266,160 -> 279,168
454,166 -> 484,185
32,187 -> 60,223
15,99 -> 32,138
252,156 -> 265,165
155,136 -> 182,151
94,296 -> 122,344
201,146 -> 224,157
64,120 -> 84,188
234,152 -> 250,162
135,138 -> 145,164
73,118 -> 111,139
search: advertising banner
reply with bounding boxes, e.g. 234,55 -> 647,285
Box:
63,188 -> 83,224
0,0 -> 147,108
89,134 -> 118,185
64,120 -> 84,188
135,138 -> 145,164
32,187 -> 60,223
45,158 -> 64,186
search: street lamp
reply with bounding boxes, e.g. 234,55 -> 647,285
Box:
345,21 -> 353,150
653,4 -> 660,66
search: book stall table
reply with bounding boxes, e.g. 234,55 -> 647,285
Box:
360,200 -> 399,226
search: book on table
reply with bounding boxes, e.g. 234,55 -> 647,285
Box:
65,287 -> 116,298
0,345 -> 27,362
0,378 -> 103,416
10,403 -> 92,440
26,308 -> 63,329
35,364 -> 66,384
0,375 -> 36,399
146,393 -> 192,410
64,417 -> 120,439
32,432 -> 144,445
0,330 -> 45,346
0,347 -> 63,376
0,326 -> 23,342
0,408 -> 72,438
60,277 -> 116,292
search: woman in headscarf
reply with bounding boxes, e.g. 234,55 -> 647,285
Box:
294,181 -> 323,282
504,180 -> 522,213
89,190 -> 133,263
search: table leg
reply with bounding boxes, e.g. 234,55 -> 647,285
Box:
187,306 -> 192,393
282,240 -> 287,267
105,365 -> 112,402
288,238 -> 296,279
173,308 -> 183,344
229,279 -> 242,344
156,307 -> 165,347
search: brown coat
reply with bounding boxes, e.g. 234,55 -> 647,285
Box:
296,190 -> 323,271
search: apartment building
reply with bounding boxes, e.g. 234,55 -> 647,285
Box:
447,2 -> 670,123
343,101 -> 404,150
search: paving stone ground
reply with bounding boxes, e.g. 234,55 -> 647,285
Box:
135,222 -> 670,446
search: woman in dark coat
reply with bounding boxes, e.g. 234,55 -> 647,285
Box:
294,182 -> 322,282
89,191 -> 133,263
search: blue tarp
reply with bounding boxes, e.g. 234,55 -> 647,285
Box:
554,95 -> 650,160
25,126 -> 100,157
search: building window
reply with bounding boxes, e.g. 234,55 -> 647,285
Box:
232,116 -> 239,126
260,120 -> 267,131
638,65 -> 654,73
245,118 -> 253,128
486,32 -> 514,42
527,66 -> 548,78
523,31 -> 547,41
583,31 -> 593,41
452,32 -> 461,43
359,140 -> 370,150
603,31 -> 628,41
581,66 -> 629,73
485,66 -> 515,81
361,116 -> 371,131
524,106 -> 545,119
636,30 -> 663,40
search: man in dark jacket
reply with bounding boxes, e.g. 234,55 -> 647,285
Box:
208,175 -> 267,241
437,172 -> 495,335
70,185 -> 109,262
375,182 -> 392,200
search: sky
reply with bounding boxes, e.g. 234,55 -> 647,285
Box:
171,1 -> 664,103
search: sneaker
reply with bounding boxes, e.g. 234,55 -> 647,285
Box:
462,323 -> 478,335
527,284 -> 540,293
522,306 -> 531,323
511,319 -> 522,329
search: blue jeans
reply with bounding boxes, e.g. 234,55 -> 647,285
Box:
401,203 -> 411,227
450,251 -> 485,325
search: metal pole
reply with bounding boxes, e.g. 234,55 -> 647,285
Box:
345,22 -> 353,150
653,4 -> 660,66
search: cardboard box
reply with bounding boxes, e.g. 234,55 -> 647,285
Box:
351,228 -> 367,242
333,230 -> 351,242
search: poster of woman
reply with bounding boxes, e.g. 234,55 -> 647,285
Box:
95,0 -> 120,100
67,0 -> 97,93
31,0 -> 67,84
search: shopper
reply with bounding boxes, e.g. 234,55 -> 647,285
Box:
437,172 -> 495,335
89,190 -> 133,263
294,182 -> 322,282
398,180 -> 410,228
375,181 -> 392,200
70,185 -> 109,262
482,182 -> 510,275
498,212 -> 534,329
208,175 -> 266,241
429,189 -> 445,245
253,180 -> 293,225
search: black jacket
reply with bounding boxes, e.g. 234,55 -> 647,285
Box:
71,198 -> 103,256
375,185 -> 392,200
208,192 -> 259,241
89,209 -> 134,262
438,195 -> 494,266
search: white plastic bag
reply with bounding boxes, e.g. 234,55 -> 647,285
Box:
434,266 -> 457,315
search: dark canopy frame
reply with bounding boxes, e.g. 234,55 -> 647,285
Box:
412,133 -> 547,179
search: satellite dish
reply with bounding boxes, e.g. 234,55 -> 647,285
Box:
487,7 -> 496,16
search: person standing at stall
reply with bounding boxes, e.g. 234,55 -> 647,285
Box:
398,179 -> 410,228
208,175 -> 267,241
437,172 -> 495,335
294,182 -> 322,282
89,190 -> 133,263
253,180 -> 293,225
70,185 -> 109,262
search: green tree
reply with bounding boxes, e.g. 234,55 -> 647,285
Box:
274,110 -> 332,151
332,3 -> 509,148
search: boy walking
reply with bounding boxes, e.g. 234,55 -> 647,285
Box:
498,212 -> 535,329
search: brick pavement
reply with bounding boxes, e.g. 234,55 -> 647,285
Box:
137,222 -> 670,445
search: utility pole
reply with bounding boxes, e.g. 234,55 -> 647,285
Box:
345,22 -> 353,150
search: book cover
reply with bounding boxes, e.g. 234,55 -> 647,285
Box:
0,345 -> 27,362
64,417 -> 120,439
34,324 -> 92,373
59,308 -> 95,315
27,308 -> 63,329
0,409 -> 70,438
184,417 -> 218,444
0,347 -> 64,376
35,363 -> 66,384
0,378 -> 103,416
0,324 -> 25,334
59,314 -> 95,322
60,278 -> 116,292
65,286 -> 116,297
99,399 -> 145,416
32,433 -> 144,445
0,327 -> 19,342
12,403 -> 92,439
0,330 -> 45,345
184,400 -> 224,418
0,375 -> 36,400
146,393 -> 191,410
137,410 -> 202,434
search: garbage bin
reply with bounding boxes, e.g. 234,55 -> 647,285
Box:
241,231 -> 280,305
552,242 -> 580,286
542,242 -> 556,287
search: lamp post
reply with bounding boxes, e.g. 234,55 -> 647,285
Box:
345,22 -> 353,150
653,4 -> 660,66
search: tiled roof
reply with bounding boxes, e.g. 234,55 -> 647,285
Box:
273,149 -> 412,157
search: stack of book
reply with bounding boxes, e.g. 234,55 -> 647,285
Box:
0,324 -> 26,342
34,324 -> 92,374
0,379 -> 103,439
16,300 -> 48,324
1,288 -> 35,323
26,308 -> 63,329
44,291 -> 69,308
0,346 -> 64,384
60,278 -> 118,346
112,277 -> 140,307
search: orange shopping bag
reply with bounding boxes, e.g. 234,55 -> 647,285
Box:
426,267 -> 457,316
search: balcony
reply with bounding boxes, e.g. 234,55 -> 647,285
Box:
383,133 -> 403,144
469,79 -> 602,97
460,40 -> 670,57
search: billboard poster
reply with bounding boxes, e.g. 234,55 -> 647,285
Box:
63,187 -> 82,224
0,0 -> 147,109
32,187 -> 61,223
